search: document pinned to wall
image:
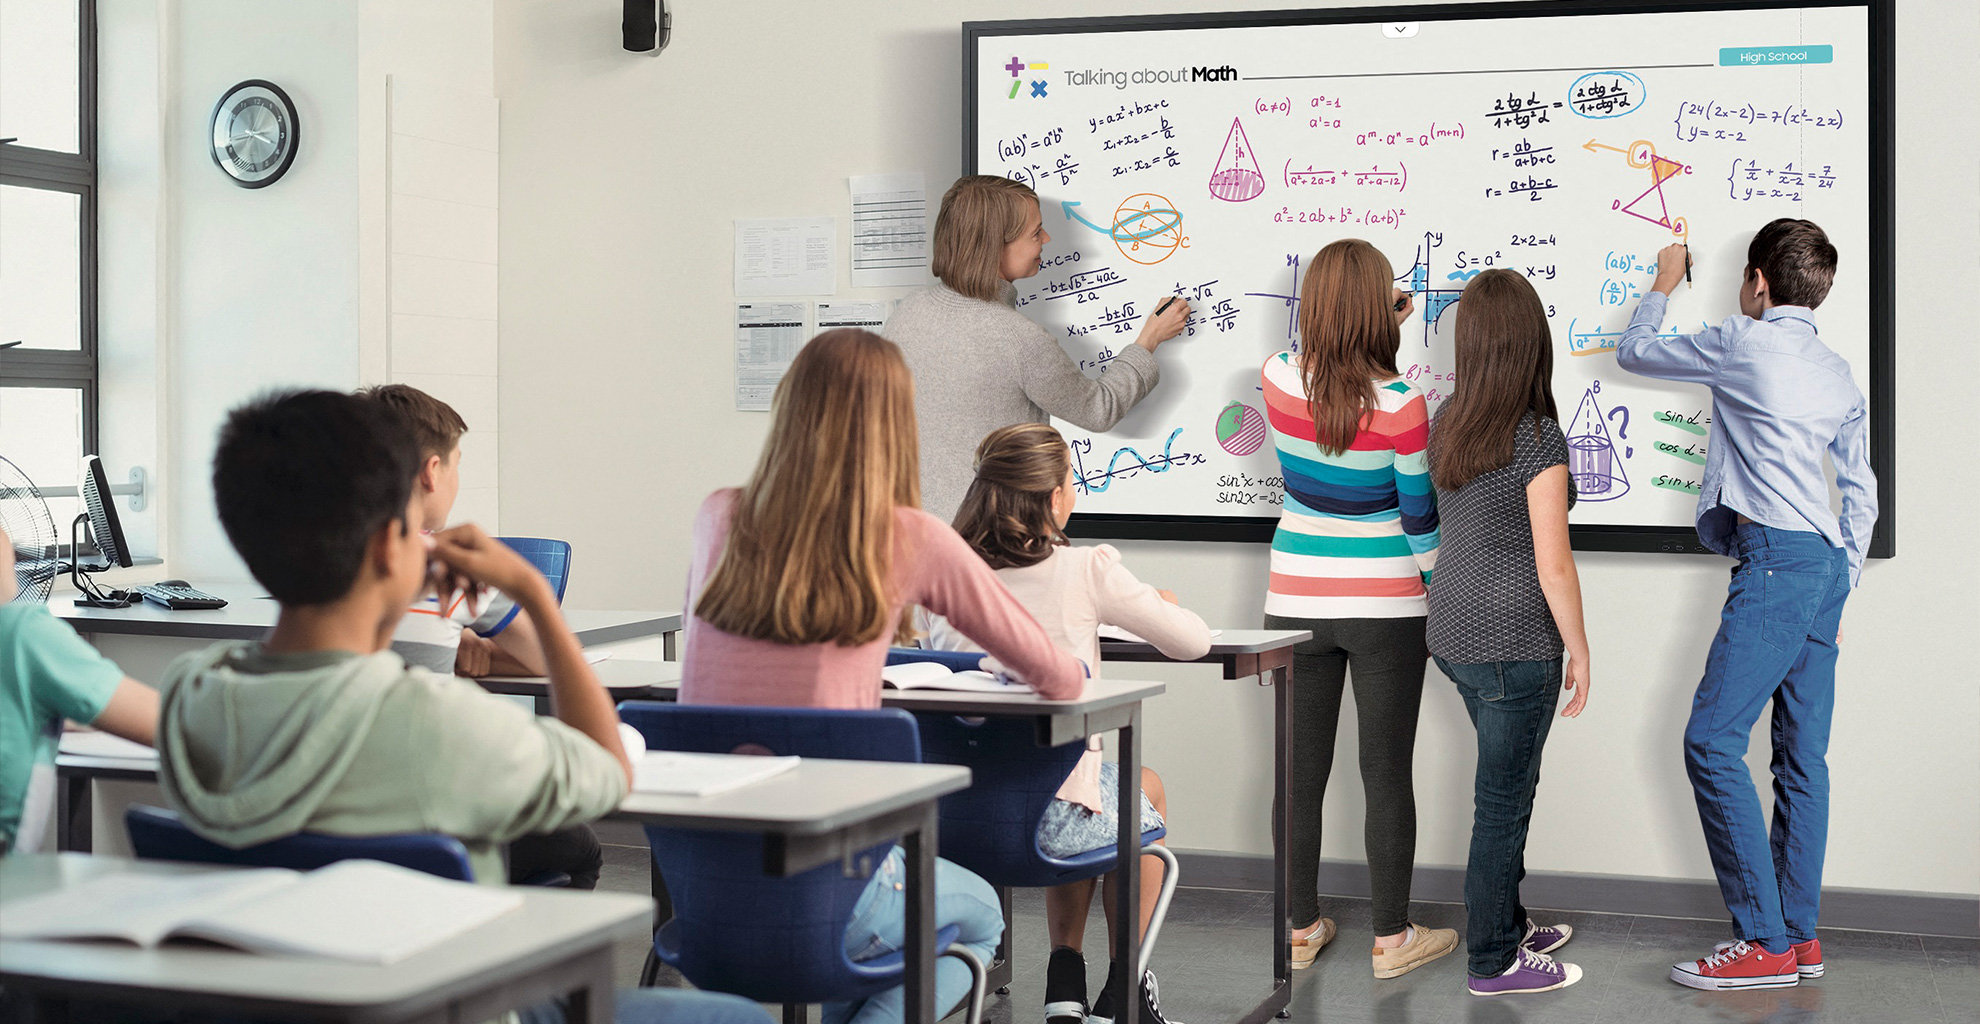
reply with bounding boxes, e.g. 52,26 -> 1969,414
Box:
735,302 -> 809,411
849,173 -> 930,288
816,300 -> 894,332
734,217 -> 836,296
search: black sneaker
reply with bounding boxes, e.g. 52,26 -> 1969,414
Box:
1045,946 -> 1088,1024
1087,968 -> 1183,1024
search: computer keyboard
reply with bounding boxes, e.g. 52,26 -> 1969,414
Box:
133,581 -> 229,611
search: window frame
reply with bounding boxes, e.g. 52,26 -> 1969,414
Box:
0,0 -> 98,458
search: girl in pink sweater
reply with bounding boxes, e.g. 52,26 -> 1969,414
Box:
680,328 -> 1084,1024
926,423 -> 1210,1024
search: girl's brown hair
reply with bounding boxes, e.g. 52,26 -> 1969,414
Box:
931,175 -> 1039,302
1428,269 -> 1560,491
1297,239 -> 1402,455
952,423 -> 1072,570
695,329 -> 920,646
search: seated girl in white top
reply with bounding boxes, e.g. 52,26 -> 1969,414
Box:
925,423 -> 1211,1024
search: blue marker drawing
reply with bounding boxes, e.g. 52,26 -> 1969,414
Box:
1070,428 -> 1202,494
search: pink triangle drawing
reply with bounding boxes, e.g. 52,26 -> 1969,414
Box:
1620,153 -> 1686,229
1208,118 -> 1266,203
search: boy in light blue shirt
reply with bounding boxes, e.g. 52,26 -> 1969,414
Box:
0,528 -> 159,854
1617,219 -> 1877,992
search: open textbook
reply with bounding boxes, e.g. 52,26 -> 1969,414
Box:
880,660 -> 1032,694
0,860 -> 521,963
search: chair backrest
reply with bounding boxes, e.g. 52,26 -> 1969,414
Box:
486,537 -> 571,635
125,805 -> 476,881
886,646 -> 986,674
617,702 -> 921,1003
911,712 -> 1093,888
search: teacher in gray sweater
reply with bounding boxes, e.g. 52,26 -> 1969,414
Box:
885,175 -> 1192,522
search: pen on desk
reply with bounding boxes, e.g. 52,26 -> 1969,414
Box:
1154,295 -> 1179,316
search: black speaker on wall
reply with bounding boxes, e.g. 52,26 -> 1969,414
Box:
623,0 -> 671,53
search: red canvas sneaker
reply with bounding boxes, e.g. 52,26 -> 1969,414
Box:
1672,940 -> 1799,990
1714,937 -> 1823,979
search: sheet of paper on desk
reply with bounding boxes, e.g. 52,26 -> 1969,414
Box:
734,216 -> 836,296
634,751 -> 801,797
849,172 -> 929,288
735,301 -> 808,411
58,730 -> 157,760
1097,625 -> 1224,644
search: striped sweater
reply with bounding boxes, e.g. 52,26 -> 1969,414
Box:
1261,351 -> 1439,619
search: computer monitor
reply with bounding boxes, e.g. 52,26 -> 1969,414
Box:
71,455 -> 134,607
80,455 -> 131,569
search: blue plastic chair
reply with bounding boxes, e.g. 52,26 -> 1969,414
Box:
481,537 -> 572,636
126,805 -> 476,880
890,654 -> 1179,981
617,702 -> 986,1024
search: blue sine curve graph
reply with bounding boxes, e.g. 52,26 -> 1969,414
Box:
1070,429 -> 1207,495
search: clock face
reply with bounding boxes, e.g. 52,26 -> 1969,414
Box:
210,81 -> 299,188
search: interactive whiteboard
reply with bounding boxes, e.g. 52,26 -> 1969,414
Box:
964,1 -> 1893,554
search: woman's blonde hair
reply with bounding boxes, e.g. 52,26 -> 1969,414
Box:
952,423 -> 1072,570
695,329 -> 920,646
932,175 -> 1039,302
1297,239 -> 1402,456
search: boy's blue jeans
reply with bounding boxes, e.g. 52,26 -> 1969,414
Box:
1685,521 -> 1850,953
824,846 -> 1004,1024
1433,656 -> 1563,977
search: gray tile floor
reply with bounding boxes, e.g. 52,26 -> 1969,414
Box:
593,833 -> 1978,1024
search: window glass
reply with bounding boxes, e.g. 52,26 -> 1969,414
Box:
0,0 -> 81,153
0,385 -> 85,531
0,185 -> 82,351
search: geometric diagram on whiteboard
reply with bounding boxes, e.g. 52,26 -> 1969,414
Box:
1208,117 -> 1266,202
1069,428 -> 1207,495
1400,231 -> 1466,341
1585,138 -> 1691,237
1215,401 -> 1269,456
1112,193 -> 1189,265
1564,385 -> 1631,501
1243,252 -> 1304,343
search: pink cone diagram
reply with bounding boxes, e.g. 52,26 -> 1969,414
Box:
1216,401 -> 1269,456
1208,118 -> 1266,202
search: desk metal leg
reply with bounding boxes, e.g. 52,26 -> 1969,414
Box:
568,951 -> 618,1024
989,885 -> 1014,993
1114,705 -> 1142,1024
55,775 -> 91,853
904,806 -> 939,1024
1269,661 -> 1293,1019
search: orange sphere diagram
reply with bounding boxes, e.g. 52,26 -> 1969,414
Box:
1112,194 -> 1187,265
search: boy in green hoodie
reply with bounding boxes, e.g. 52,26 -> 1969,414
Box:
155,389 -> 768,1024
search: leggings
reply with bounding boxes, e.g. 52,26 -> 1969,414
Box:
1264,613 -> 1428,936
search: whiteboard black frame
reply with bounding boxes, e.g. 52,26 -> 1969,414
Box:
963,0 -> 1895,559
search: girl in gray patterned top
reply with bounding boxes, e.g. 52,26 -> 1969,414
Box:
1424,269 -> 1592,998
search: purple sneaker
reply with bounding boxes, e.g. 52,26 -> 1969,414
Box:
1521,920 -> 1573,955
1468,948 -> 1583,996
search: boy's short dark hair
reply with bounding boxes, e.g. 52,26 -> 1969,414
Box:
214,390 -> 422,605
355,383 -> 468,462
1745,218 -> 1838,309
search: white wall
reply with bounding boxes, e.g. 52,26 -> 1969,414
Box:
493,0 -> 1980,896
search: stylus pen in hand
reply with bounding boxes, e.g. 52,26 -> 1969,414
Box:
1155,296 -> 1179,316
1683,244 -> 1692,288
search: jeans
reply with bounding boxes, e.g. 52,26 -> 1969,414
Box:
508,824 -> 605,889
1684,522 -> 1850,953
520,988 -> 774,1024
822,846 -> 1004,1024
1433,657 -> 1563,977
1264,613 -> 1429,936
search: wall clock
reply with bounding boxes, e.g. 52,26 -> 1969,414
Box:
209,80 -> 299,188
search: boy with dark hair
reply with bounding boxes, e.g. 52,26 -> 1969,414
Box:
157,389 -> 767,1024
1618,219 -> 1876,991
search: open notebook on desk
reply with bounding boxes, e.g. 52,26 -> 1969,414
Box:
0,860 -> 520,963
880,660 -> 1033,694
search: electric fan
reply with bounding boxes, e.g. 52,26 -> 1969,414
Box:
1,455 -> 61,603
